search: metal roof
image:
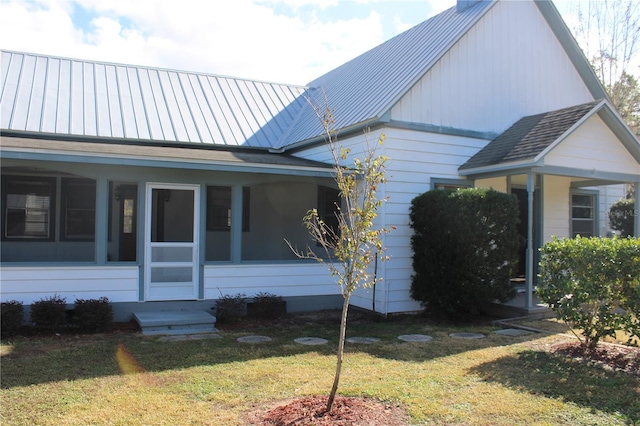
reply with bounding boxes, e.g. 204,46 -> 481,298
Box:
278,1 -> 496,148
0,50 -> 307,148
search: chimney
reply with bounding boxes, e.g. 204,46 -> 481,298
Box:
457,0 -> 483,12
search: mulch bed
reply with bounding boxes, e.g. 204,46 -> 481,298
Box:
246,396 -> 409,426
547,340 -> 640,377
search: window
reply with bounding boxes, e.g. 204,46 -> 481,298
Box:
3,177 -> 55,240
206,186 -> 250,232
431,178 -> 473,191
62,178 -> 96,240
571,193 -> 596,237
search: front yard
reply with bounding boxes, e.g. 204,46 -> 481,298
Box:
1,312 -> 638,425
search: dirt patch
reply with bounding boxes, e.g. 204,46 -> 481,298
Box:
245,396 -> 409,426
546,340 -> 640,377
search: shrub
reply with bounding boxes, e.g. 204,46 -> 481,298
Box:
248,292 -> 286,319
609,198 -> 636,237
213,293 -> 246,323
538,237 -> 640,349
410,188 -> 520,318
30,294 -> 67,331
1,300 -> 24,338
73,297 -> 113,333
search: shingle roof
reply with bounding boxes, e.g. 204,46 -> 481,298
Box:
0,50 -> 307,148
458,100 -> 603,171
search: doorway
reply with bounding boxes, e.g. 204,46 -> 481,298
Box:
144,183 -> 200,301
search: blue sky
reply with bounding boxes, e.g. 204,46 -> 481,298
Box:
0,0 -> 580,85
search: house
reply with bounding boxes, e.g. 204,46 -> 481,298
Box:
2,0 -> 639,321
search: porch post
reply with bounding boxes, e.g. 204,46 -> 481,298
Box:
525,173 -> 535,309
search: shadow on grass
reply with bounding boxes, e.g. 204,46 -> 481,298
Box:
469,350 -> 640,424
0,317 -> 550,389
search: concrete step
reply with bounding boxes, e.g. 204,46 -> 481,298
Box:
133,310 -> 217,336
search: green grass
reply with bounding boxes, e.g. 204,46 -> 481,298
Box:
1,316 -> 638,425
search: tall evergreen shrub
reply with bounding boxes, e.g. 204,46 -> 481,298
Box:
410,188 -> 520,317
609,198 -> 636,237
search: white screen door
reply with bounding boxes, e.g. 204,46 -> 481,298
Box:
144,183 -> 199,301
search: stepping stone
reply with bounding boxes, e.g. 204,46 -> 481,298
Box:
237,335 -> 272,343
398,334 -> 433,342
346,337 -> 380,344
449,332 -> 485,339
295,337 -> 328,345
493,328 -> 534,337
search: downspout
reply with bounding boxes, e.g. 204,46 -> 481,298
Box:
525,172 -> 535,310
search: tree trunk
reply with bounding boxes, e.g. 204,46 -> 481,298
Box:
326,294 -> 351,412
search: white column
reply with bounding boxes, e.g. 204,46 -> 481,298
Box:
525,173 -> 535,309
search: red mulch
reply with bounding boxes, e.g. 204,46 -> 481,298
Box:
547,340 -> 640,377
245,396 -> 409,426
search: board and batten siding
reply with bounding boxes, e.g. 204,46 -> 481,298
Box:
0,266 -> 139,305
294,127 -> 488,313
544,115 -> 640,175
390,0 -> 593,134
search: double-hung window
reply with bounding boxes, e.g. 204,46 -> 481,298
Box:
3,177 -> 55,240
571,192 -> 597,237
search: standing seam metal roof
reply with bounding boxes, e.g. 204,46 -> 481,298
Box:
0,50 -> 307,148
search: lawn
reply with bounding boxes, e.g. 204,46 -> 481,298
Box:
1,313 -> 638,425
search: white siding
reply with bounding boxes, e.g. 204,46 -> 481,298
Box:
204,263 -> 339,299
0,266 -> 139,304
543,175 -> 571,241
391,0 -> 593,133
544,115 -> 640,175
295,127 -> 488,314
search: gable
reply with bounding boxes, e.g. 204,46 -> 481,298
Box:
390,0 -> 594,134
544,114 -> 640,176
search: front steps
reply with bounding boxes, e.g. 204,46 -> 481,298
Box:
133,310 -> 218,336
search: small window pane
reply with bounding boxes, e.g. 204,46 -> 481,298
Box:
63,179 -> 96,240
571,194 -> 595,238
207,186 -> 232,231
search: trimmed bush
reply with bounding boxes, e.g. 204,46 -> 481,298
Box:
30,294 -> 67,331
248,292 -> 286,319
73,297 -> 113,333
410,188 -> 520,318
213,293 -> 246,323
609,198 -> 636,237
1,300 -> 24,338
538,236 -> 640,349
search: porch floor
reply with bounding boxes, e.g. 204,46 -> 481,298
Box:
485,286 -> 551,319
133,310 -> 218,336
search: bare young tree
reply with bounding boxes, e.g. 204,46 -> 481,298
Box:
570,0 -> 640,87
287,97 -> 393,412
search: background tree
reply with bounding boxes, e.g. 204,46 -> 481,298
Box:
288,99 -> 392,412
568,0 -> 640,135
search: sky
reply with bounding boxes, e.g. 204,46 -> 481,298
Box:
0,0 -> 586,86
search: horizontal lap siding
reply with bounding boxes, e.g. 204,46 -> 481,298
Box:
203,263 -> 339,299
543,175 -> 571,241
0,266 -> 139,304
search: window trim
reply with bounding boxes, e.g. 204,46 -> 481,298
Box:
570,189 -> 599,238
431,178 -> 474,191
2,175 -> 57,241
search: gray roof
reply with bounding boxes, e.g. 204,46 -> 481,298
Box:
0,0 -> 611,155
459,99 -> 640,174
0,50 -> 307,148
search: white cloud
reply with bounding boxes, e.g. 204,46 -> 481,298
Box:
0,0 -> 453,85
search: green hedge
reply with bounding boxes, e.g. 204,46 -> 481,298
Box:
73,297 -> 113,333
538,237 -> 640,349
410,188 -> 520,318
609,198 -> 636,237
